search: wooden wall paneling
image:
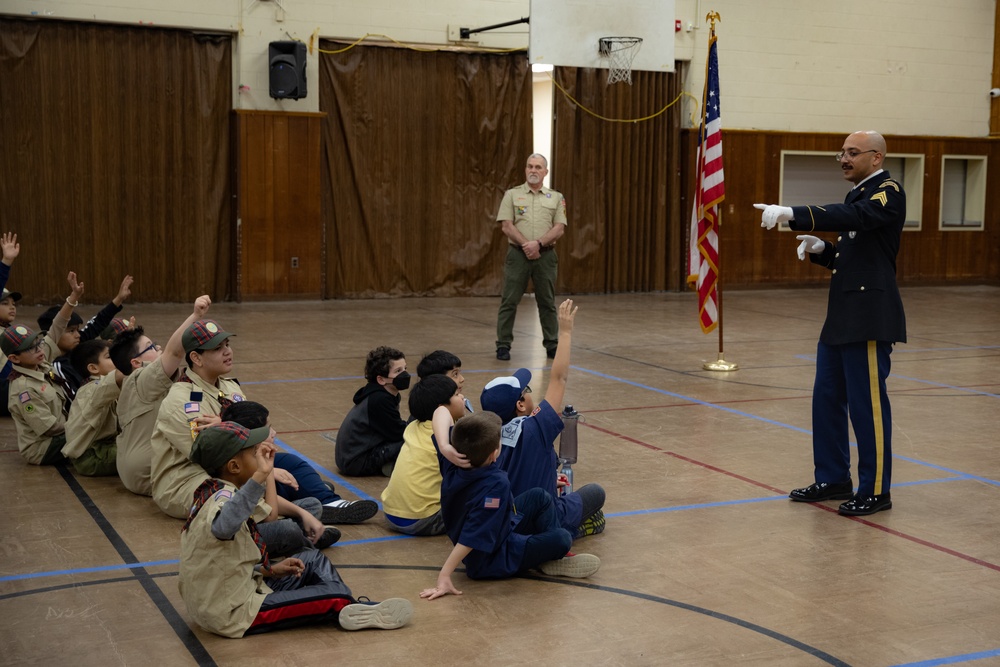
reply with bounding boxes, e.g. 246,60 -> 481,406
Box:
683,129 -> 1000,288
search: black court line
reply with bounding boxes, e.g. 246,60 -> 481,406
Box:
55,465 -> 217,667
6,561 -> 850,665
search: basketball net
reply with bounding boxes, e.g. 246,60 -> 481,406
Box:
600,37 -> 643,85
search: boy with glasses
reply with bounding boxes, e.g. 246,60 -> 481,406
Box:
110,295 -> 211,495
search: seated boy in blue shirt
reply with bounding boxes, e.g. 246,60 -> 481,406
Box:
420,411 -> 600,601
481,299 -> 606,539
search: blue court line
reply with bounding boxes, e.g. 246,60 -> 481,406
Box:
891,648 -> 1000,666
4,475 -> 975,585
0,560 -> 179,582
890,374 -> 1000,399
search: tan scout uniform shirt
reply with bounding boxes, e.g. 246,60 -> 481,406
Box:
150,372 -> 246,519
63,373 -> 120,460
7,364 -> 68,464
496,182 -> 568,244
178,480 -> 272,638
117,357 -> 176,496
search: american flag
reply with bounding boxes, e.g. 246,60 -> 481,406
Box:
483,497 -> 500,509
687,31 -> 725,334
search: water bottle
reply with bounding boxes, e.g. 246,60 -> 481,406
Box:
559,405 -> 579,464
559,459 -> 574,495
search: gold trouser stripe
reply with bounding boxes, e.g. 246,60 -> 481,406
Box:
867,341 -> 885,495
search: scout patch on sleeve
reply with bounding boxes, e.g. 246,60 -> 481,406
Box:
19,391 -> 30,404
24,404 -> 35,413
213,489 -> 233,502
483,497 -> 500,509
231,394 -> 244,402
184,402 -> 200,413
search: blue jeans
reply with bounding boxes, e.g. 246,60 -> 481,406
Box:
274,452 -> 342,504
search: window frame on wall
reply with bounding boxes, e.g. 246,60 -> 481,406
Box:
777,150 -> 924,231
939,154 -> 987,232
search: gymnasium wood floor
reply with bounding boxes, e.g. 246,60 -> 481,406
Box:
2,285 -> 998,667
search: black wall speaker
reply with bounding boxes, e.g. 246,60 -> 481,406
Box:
269,41 -> 307,100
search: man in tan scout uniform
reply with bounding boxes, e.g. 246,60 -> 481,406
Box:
112,295 -> 211,495
494,153 -> 568,361
150,318 -> 245,519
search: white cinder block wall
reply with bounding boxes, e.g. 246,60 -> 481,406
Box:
3,0 -> 995,136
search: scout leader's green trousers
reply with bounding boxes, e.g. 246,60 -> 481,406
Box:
496,245 -> 559,353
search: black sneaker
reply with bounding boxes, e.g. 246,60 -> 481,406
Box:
321,499 -> 380,525
339,597 -> 413,631
496,346 -> 511,361
315,526 -> 341,549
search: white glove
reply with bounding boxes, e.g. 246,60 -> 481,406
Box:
795,234 -> 825,261
753,203 -> 793,230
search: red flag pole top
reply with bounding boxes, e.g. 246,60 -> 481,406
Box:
693,11 -> 737,371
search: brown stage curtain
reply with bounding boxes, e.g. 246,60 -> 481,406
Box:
552,67 -> 683,293
0,18 -> 232,304
319,41 -> 532,298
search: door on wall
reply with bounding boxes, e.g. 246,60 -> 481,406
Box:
236,110 -> 324,299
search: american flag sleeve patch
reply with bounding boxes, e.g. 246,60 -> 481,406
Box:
484,497 -> 500,509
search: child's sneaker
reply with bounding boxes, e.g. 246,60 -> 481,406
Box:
339,597 -> 413,631
539,553 -> 601,578
315,526 -> 341,549
574,509 -> 606,539
321,499 -> 379,525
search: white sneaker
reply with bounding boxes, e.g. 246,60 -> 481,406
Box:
538,553 -> 601,578
339,598 -> 413,631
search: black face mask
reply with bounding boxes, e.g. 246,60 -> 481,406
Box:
392,371 -> 411,391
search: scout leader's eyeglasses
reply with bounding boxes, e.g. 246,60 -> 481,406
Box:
131,341 -> 161,359
835,149 -> 877,161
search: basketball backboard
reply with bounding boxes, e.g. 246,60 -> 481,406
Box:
528,0 -> 675,73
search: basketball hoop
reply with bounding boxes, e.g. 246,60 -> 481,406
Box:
599,36 -> 643,85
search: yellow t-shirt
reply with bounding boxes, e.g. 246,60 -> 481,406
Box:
381,419 -> 442,520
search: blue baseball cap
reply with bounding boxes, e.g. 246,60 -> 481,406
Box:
480,368 -> 532,424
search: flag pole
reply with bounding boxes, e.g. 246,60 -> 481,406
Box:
701,11 -> 738,372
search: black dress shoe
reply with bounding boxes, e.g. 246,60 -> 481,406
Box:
496,347 -> 511,361
838,493 -> 892,516
788,481 -> 855,502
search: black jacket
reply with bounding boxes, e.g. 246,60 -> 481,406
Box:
790,170 -> 907,346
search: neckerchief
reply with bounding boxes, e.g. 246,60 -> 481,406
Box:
183,478 -> 270,571
177,373 -> 234,410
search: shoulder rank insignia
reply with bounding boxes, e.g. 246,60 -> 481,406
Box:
213,489 -> 233,502
870,191 -> 888,207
